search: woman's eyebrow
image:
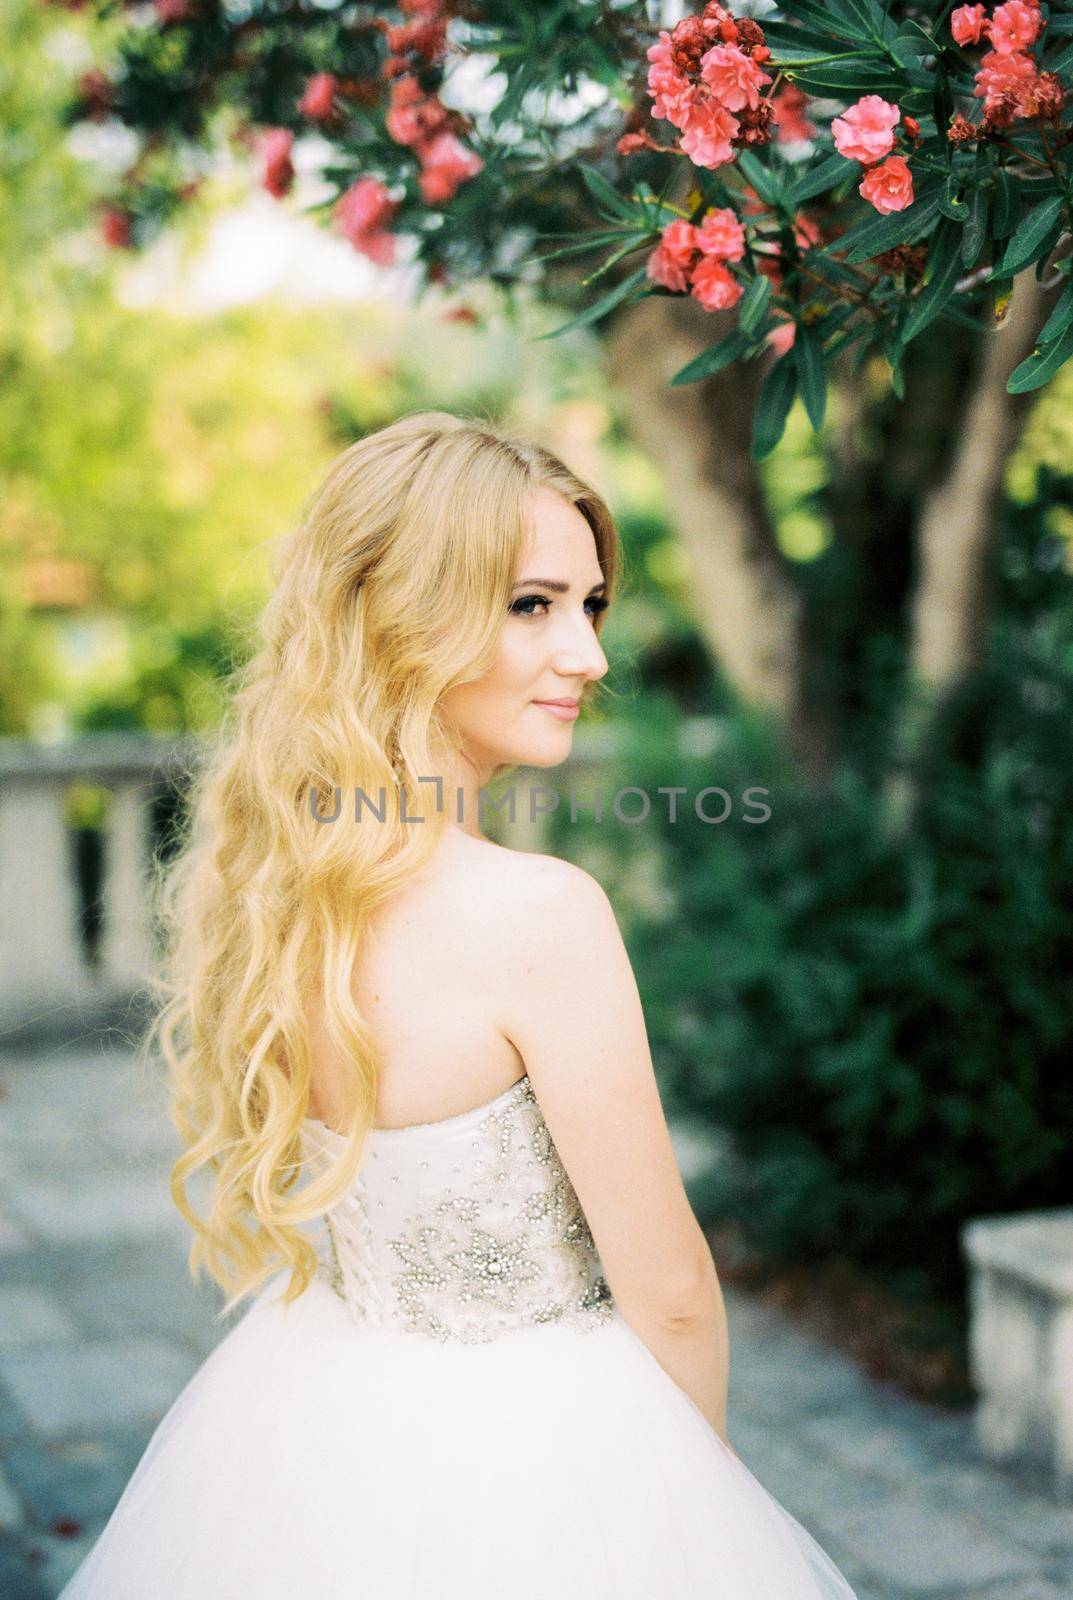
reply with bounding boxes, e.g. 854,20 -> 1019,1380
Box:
511,578 -> 607,594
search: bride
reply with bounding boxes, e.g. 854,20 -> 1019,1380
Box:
60,410 -> 859,1597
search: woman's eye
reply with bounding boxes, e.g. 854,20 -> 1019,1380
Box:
509,595 -> 610,619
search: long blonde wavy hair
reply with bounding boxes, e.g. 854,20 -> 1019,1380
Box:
145,410 -> 620,1319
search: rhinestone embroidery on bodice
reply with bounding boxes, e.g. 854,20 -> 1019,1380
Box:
301,1076 -> 614,1344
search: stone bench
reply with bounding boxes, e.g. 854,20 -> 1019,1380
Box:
962,1208 -> 1073,1494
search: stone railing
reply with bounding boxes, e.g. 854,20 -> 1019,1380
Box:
962,1208 -> 1073,1496
0,733 -> 200,1041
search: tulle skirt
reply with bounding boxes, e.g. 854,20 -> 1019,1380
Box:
58,1270 -> 858,1598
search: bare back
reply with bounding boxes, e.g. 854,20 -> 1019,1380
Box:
305,828 -> 531,1132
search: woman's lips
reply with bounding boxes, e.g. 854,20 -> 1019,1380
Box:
533,701 -> 580,721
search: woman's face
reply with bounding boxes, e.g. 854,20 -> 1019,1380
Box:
438,486 -> 610,777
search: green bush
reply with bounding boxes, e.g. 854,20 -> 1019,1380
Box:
546,650 -> 1073,1303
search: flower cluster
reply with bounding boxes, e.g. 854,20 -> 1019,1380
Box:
831,96 -> 916,214
646,206 -> 747,311
261,128 -> 295,200
951,0 -> 1062,129
644,1 -> 775,170
256,0 -> 483,267
336,177 -> 398,264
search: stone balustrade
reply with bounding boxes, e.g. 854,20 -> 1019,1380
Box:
0,734 -> 200,1041
962,1208 -> 1073,1496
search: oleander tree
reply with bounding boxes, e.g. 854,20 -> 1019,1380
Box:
57,0 -> 1073,779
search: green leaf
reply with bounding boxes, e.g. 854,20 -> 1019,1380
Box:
837,178 -> 944,264
817,303 -> 856,349
792,322 -> 827,429
738,274 -> 773,335
1007,320 -> 1073,394
577,163 -> 635,224
751,354 -> 799,459
992,168 -> 1020,239
932,64 -> 954,138
736,150 -> 783,208
883,336 -> 907,400
785,151 -> 857,208
536,265 -> 648,340
767,0 -> 875,42
1035,218 -> 1066,281
534,228 -> 639,266
787,57 -> 921,96
989,194 -> 1066,280
671,326 -> 755,386
960,183 -> 989,267
1047,39 -> 1073,75
1037,277 -> 1073,345
900,217 -> 967,343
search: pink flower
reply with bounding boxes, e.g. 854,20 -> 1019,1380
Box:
772,83 -> 816,143
417,132 -> 483,203
337,175 -> 397,237
261,128 -> 295,198
767,319 -> 796,355
699,43 -> 771,112
679,97 -> 740,168
298,72 -> 338,123
831,95 -> 900,165
385,76 -> 446,147
352,230 -> 397,266
696,206 -> 745,262
691,256 -> 743,311
100,204 -> 133,248
974,48 -> 1039,110
646,32 -> 694,131
336,177 -> 398,263
951,4 -> 989,46
646,219 -> 699,292
794,213 -> 822,251
153,0 -> 196,21
859,154 -> 915,214
401,0 -> 443,15
989,0 -> 1042,55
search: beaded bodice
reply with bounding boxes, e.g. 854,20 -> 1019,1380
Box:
301,1075 -> 614,1345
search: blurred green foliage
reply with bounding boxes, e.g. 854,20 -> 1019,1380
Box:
540,470 -> 1073,1304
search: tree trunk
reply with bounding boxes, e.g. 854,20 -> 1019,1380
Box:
908,269 -> 1057,695
606,293 -> 836,780
884,267 -> 1062,826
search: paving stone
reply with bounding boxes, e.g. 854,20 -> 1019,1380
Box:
0,1525 -> 52,1599
2,1426 -> 152,1531
0,1339 -> 199,1437
823,1496 -> 1044,1594
942,1583 -> 1073,1600
0,1288 -> 78,1348
26,1521 -> 104,1597
918,1459 -> 1073,1557
0,1173 -> 186,1244
0,1378 -> 33,1448
0,1208 -> 31,1256
728,1331 -> 875,1422
0,1463 -> 23,1530
800,1407 -> 963,1483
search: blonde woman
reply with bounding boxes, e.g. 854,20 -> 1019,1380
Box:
60,412 -> 858,1598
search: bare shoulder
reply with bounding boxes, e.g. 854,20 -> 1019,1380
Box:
467,845 -> 617,958
431,833 -> 609,923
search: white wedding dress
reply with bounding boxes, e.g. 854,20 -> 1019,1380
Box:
59,1074 -> 859,1597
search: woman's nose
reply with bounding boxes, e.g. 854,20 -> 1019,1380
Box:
554,616 -> 608,681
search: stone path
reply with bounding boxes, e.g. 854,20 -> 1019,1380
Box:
0,1040 -> 1071,1599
